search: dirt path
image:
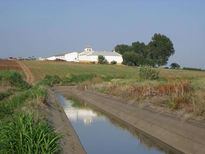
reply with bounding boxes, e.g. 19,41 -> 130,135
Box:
16,60 -> 35,85
54,86 -> 205,154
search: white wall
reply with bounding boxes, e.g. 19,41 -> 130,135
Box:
65,52 -> 79,62
46,56 -> 56,60
104,56 -> 123,63
79,55 -> 123,64
79,55 -> 98,62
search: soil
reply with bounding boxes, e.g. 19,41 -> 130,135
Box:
16,60 -> 35,85
54,86 -> 205,154
0,60 -> 22,71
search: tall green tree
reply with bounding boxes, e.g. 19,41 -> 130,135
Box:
131,41 -> 147,57
147,33 -> 175,66
122,52 -> 144,66
115,44 -> 130,55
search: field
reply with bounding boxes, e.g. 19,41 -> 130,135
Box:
22,60 -> 205,119
24,60 -> 205,82
0,60 -> 22,71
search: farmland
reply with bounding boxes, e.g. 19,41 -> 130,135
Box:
1,60 -> 205,153
0,60 -> 22,71
24,60 -> 205,83
22,60 -> 205,119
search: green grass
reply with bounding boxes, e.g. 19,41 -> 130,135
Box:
0,114 -> 61,154
0,70 -> 31,89
68,97 -> 85,108
0,71 -> 61,153
24,61 -> 140,82
24,61 -> 205,118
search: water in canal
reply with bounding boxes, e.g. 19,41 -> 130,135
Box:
56,94 -> 176,154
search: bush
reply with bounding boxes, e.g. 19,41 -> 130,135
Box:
0,114 -> 61,153
170,63 -> 180,69
111,61 -> 117,65
98,55 -> 108,64
139,66 -> 160,80
0,71 -> 30,89
43,75 -> 62,86
62,73 -> 97,83
0,92 -> 11,101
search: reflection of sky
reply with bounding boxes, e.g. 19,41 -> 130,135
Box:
64,103 -> 105,125
57,94 -> 166,154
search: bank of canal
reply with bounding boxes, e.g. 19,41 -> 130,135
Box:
56,93 -> 177,154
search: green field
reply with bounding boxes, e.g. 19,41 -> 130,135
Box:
24,60 -> 205,118
24,60 -> 205,82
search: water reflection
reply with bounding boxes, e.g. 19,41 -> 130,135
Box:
56,94 -> 178,154
64,102 -> 105,125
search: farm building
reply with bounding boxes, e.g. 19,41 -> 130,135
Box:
44,46 -> 123,64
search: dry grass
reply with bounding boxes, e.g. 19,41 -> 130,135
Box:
21,60 -> 205,118
86,79 -> 205,118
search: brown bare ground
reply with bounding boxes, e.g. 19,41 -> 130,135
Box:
16,60 -> 35,85
0,60 -> 22,71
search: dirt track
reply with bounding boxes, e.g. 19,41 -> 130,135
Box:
16,60 -> 35,85
55,86 -> 205,154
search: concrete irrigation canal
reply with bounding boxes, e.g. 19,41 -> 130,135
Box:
53,86 -> 205,154
56,93 -> 177,154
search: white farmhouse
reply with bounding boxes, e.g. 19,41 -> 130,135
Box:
44,46 -> 123,64
78,46 -> 123,64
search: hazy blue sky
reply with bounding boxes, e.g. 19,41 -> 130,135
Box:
0,0 -> 204,68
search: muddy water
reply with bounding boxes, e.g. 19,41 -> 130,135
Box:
56,94 -> 177,154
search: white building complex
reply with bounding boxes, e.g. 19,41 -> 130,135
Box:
44,46 -> 123,64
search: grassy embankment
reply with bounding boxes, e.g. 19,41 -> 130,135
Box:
0,70 -> 61,153
24,60 -> 205,119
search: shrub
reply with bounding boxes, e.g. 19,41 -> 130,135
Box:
139,66 -> 160,80
0,71 -> 30,89
0,92 -> 11,101
63,73 -> 97,83
111,61 -> 117,65
98,55 -> 108,64
0,114 -> 61,153
43,75 -> 62,86
0,84 -> 47,119
170,63 -> 180,69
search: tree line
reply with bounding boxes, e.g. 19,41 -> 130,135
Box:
115,33 -> 175,67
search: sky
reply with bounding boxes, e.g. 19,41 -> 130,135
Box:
0,0 -> 204,68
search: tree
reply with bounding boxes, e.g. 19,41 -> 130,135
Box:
98,55 -> 108,64
170,63 -> 180,69
131,41 -> 147,57
111,60 -> 117,65
115,44 -> 131,55
147,33 -> 175,66
122,52 -> 144,66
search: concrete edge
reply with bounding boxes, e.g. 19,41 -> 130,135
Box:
46,88 -> 86,154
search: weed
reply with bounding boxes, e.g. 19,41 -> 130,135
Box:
69,97 -> 85,108
0,70 -> 30,89
0,114 -> 61,154
139,66 -> 160,80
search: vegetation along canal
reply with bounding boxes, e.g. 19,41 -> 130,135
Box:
56,93 -> 178,154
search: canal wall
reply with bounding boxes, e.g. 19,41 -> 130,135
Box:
46,88 -> 86,154
54,86 -> 205,154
